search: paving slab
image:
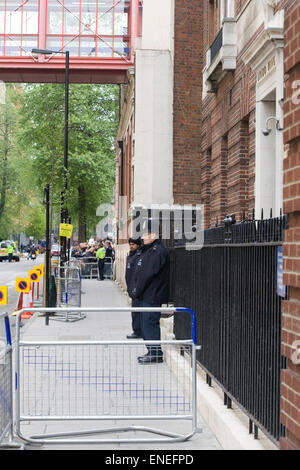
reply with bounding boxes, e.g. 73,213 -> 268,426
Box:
11,279 -> 222,451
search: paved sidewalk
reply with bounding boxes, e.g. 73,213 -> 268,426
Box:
13,279 -> 222,451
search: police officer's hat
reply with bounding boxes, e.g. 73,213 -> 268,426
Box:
128,237 -> 141,246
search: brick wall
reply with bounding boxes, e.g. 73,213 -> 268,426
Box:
173,0 -> 204,205
200,19 -> 257,226
281,0 -> 300,451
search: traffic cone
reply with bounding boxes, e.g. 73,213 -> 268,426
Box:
21,292 -> 32,320
16,292 -> 23,311
11,292 -> 23,317
29,288 -> 33,308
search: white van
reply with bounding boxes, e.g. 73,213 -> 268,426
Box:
0,240 -> 20,262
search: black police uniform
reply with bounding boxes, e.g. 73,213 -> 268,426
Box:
125,247 -> 142,338
132,239 -> 169,361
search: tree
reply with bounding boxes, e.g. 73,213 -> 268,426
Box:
17,83 -> 119,241
0,85 -> 16,222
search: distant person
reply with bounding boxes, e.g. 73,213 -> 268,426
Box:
96,243 -> 106,280
30,245 -> 37,260
83,246 -> 96,276
125,238 -> 142,339
71,245 -> 82,258
7,243 -> 14,262
104,240 -> 114,260
104,240 -> 114,279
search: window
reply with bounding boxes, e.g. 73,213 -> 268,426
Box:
0,0 -> 38,56
47,0 -> 130,58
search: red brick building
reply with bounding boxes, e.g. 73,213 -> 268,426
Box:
281,0 -> 300,451
115,0 -> 300,449
173,0 -> 204,206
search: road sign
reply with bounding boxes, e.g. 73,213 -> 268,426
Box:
29,270 -> 40,283
0,286 -> 7,305
33,267 -> 43,277
15,278 -> 30,293
59,223 -> 73,239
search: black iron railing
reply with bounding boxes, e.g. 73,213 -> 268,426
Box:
168,214 -> 287,445
210,28 -> 223,63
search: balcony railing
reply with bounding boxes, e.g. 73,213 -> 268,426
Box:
210,28 -> 223,63
203,19 -> 237,95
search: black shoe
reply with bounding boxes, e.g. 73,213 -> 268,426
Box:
126,332 -> 142,339
138,355 -> 164,364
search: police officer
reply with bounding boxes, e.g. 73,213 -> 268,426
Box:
96,243 -> 106,280
7,243 -> 14,262
131,221 -> 169,364
125,237 -> 142,339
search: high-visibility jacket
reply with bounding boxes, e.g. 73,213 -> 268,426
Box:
96,247 -> 106,260
8,245 -> 14,254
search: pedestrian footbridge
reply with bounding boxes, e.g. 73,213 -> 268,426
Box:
0,0 -> 142,84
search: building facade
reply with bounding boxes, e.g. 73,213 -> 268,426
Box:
114,0 -> 300,449
281,0 -> 300,451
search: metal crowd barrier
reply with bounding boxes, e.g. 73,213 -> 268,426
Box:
68,257 -> 114,280
0,313 -> 24,449
53,266 -> 84,322
79,257 -> 98,279
14,307 -> 201,446
104,257 -> 114,280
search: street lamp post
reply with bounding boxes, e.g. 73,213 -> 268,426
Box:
32,48 -> 70,264
44,184 -> 50,312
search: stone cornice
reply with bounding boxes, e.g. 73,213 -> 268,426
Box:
241,12 -> 284,72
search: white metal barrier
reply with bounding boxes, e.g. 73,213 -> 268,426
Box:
53,266 -> 84,322
14,307 -> 201,446
0,313 -> 24,449
68,257 -> 114,280
104,257 -> 114,280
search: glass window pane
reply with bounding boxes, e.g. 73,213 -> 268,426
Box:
47,0 -> 63,35
0,36 -> 4,56
80,36 -> 97,57
81,0 -> 96,35
21,35 -> 38,56
23,0 -> 39,35
97,37 -> 112,57
98,1 -> 113,35
64,12 -> 80,35
64,37 -> 79,57
0,1 -> 5,35
6,8 -> 22,34
113,37 -> 129,57
64,0 -> 80,35
46,37 -> 64,54
4,35 -> 21,56
114,0 -> 129,36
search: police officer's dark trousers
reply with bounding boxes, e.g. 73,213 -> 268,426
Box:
98,259 -> 105,280
140,301 -> 163,357
131,298 -> 142,337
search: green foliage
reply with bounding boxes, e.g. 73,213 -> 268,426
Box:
0,84 -> 42,240
16,83 -> 119,240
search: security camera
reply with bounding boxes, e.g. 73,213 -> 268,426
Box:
262,116 -> 283,136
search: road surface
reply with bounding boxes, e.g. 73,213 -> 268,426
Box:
0,254 -> 44,338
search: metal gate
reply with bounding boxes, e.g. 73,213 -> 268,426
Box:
14,307 -> 201,445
